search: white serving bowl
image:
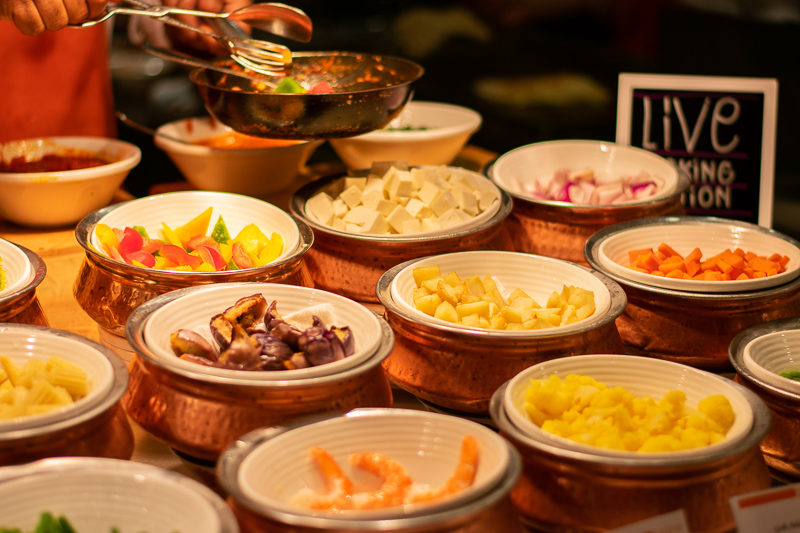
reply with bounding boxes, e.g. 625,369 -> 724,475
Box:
329,101 -> 482,169
589,216 -> 800,293
488,139 -> 681,206
741,329 -> 800,395
141,282 -> 385,382
0,324 -> 132,464
389,250 -> 613,335
0,136 -> 140,227
218,408 -> 518,525
503,354 -> 754,460
0,237 -> 34,298
0,457 -> 238,533
155,116 -> 322,197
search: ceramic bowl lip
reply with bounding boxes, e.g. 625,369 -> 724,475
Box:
586,216 -> 800,300
216,407 -> 522,530
330,101 -> 483,142
490,358 -> 771,468
134,281 -> 386,382
126,283 -> 395,386
0,238 -> 37,299
588,215 -> 800,294
730,317 -> 800,400
290,167 -> 509,242
154,116 -> 323,155
377,250 -> 627,338
0,323 -> 128,442
0,456 -> 240,533
0,136 -> 141,182
484,139 -> 689,209
75,191 -> 314,279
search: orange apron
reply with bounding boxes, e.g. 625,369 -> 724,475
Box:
0,21 -> 117,142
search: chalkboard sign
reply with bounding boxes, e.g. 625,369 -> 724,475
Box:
616,73 -> 778,227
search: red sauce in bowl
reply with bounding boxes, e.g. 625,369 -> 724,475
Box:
0,154 -> 111,172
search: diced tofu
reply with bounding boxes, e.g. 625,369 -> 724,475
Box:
332,197 -> 348,218
359,211 -> 389,234
305,192 -> 335,225
364,176 -> 384,194
344,176 -> 367,190
343,205 -> 378,226
331,217 -> 347,230
361,189 -> 384,210
400,219 -> 423,234
452,183 -> 479,216
388,169 -> 415,199
375,199 -> 397,217
339,185 -> 363,208
386,205 -> 413,233
404,198 -> 427,219
421,217 -> 441,232
437,208 -> 471,227
416,181 -> 441,206
429,190 -> 457,217
478,190 -> 498,211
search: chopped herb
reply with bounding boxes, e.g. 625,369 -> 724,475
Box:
779,370 -> 800,381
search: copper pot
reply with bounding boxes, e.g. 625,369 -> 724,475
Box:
376,255 -> 628,414
490,381 -> 773,533
290,176 -> 514,303
122,287 -> 395,462
484,141 -> 690,265
72,203 -> 315,338
0,324 -> 133,465
216,411 -> 526,533
0,243 -> 47,327
729,317 -> 800,479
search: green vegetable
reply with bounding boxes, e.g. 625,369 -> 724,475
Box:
133,226 -> 149,239
384,125 -> 428,131
273,77 -> 307,94
779,370 -> 800,381
210,215 -> 231,244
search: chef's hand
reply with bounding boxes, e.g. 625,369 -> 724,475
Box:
161,0 -> 252,56
0,0 -> 107,35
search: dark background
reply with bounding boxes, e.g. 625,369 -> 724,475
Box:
111,0 -> 800,238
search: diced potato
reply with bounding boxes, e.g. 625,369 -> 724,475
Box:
413,266 -> 442,287
456,300 -> 491,319
509,297 -> 537,310
414,293 -> 442,316
461,313 -> 481,328
489,313 -> 507,330
436,279 -> 459,306
443,271 -> 463,287
464,276 -> 484,297
507,288 -> 533,304
434,300 -> 459,322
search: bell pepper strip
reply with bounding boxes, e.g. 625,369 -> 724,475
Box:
174,206 -> 213,247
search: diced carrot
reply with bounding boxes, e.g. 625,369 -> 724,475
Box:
749,256 -> 778,273
715,259 -> 734,274
658,257 -> 685,274
650,270 -> 665,277
734,248 -> 746,257
635,252 -> 660,272
665,269 -> 687,279
751,271 -> 767,278
657,242 -> 682,258
720,249 -> 745,270
736,272 -> 749,280
628,248 -> 654,264
654,250 -> 668,262
685,258 -> 701,277
702,270 -> 723,281
744,251 -> 757,262
685,247 -> 703,263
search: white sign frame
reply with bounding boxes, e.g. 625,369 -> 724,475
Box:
616,73 -> 778,228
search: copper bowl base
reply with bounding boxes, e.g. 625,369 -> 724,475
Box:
122,356 -> 393,462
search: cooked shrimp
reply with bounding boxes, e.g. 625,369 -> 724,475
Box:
406,435 -> 479,504
301,447 -> 355,511
348,451 -> 413,509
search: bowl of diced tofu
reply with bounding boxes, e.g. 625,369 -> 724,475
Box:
375,250 -> 628,413
290,163 -> 513,302
0,323 -> 132,464
490,353 -> 771,533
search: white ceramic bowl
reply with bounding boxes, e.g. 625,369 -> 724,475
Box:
503,354 -> 754,460
389,250 -> 612,335
223,408 -> 512,521
0,237 -> 34,298
329,101 -> 482,169
0,136 -> 140,227
155,116 -> 322,197
741,329 -> 800,395
487,139 -> 680,207
89,190 -> 302,266
0,457 -> 238,533
139,282 -> 385,382
589,216 -> 800,293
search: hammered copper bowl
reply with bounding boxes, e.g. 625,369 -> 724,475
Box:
73,190 -> 314,359
730,317 -> 800,478
0,457 -> 238,532
216,408 -> 524,533
485,139 -> 689,265
0,323 -> 132,465
123,282 -> 394,462
491,354 -> 772,533
585,216 -> 800,370
290,170 -> 513,303
0,237 -> 47,327
376,250 -> 628,414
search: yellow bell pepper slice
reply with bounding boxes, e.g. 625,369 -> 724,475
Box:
174,207 -> 213,248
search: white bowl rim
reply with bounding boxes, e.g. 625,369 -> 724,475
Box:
729,317 -> 800,399
0,323 -> 128,441
586,215 -> 800,295
501,353 -> 756,461
486,139 -> 686,208
137,282 -> 386,382
217,407 -> 522,527
0,456 -> 239,533
381,250 -> 623,338
291,170 -> 511,242
154,116 -> 323,154
0,136 -> 141,181
332,101 -> 483,142
0,238 -> 35,298
126,283 -> 394,386
741,330 -> 800,396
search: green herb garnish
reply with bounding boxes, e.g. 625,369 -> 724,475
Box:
779,370 -> 800,381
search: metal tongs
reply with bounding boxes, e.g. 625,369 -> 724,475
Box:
76,0 -> 312,76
